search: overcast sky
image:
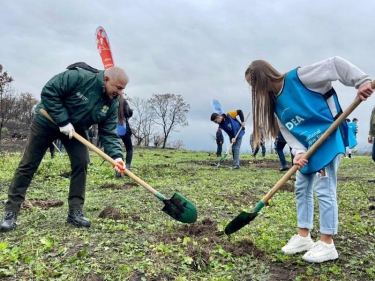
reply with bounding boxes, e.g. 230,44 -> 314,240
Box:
1,0 -> 374,153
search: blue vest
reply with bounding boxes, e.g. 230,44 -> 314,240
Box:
117,122 -> 126,136
348,122 -> 357,135
219,114 -> 245,139
275,68 -> 352,174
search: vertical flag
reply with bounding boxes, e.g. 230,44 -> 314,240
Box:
95,26 -> 114,69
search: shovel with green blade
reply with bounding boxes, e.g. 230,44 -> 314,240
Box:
225,82 -> 375,235
39,109 -> 198,224
217,112 -> 251,168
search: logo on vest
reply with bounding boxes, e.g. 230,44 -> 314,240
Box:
306,128 -> 322,146
285,116 -> 305,130
75,92 -> 88,101
100,105 -> 109,116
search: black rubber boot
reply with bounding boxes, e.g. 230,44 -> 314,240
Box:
0,211 -> 17,232
280,165 -> 290,171
66,210 -> 91,227
115,170 -> 122,178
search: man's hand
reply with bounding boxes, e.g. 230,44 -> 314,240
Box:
59,123 -> 75,139
113,158 -> 125,174
369,136 -> 373,144
293,153 -> 308,170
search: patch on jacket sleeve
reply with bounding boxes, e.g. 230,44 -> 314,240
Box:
100,105 -> 109,116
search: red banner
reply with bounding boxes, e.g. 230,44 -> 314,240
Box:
95,26 -> 114,69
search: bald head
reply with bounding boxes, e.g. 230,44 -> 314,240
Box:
103,66 -> 129,99
104,66 -> 129,84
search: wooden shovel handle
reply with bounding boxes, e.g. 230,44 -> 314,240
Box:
262,80 -> 375,203
39,109 -> 162,198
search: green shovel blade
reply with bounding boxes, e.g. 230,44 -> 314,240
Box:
224,201 -> 265,235
217,154 -> 228,167
162,193 -> 197,223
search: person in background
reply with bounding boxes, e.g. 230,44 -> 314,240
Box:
345,119 -> 352,158
347,118 -> 358,158
56,138 -> 64,152
368,107 -> 375,182
250,126 -> 266,160
116,93 -> 134,177
88,126 -> 96,145
245,56 -> 372,263
0,63 -> 129,232
275,130 -> 293,171
48,141 -> 55,159
211,109 -> 246,170
216,127 -> 224,157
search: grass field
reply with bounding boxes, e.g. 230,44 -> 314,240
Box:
0,148 -> 375,281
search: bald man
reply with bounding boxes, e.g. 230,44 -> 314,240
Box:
1,63 -> 129,232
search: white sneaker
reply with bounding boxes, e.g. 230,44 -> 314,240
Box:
302,241 -> 338,263
281,234 -> 314,254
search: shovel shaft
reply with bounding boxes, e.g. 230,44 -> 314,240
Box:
262,81 -> 375,204
39,109 -> 165,199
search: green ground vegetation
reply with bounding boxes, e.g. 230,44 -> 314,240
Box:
0,148 -> 374,280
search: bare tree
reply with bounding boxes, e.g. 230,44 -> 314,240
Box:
0,65 -> 15,143
153,134 -> 164,148
149,93 -> 190,148
15,92 -> 39,124
130,96 -> 155,146
168,139 -> 185,150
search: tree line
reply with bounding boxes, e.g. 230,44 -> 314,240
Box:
0,64 -> 190,149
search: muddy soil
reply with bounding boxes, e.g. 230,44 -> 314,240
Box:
98,206 -> 140,221
21,199 -> 64,210
100,182 -> 137,190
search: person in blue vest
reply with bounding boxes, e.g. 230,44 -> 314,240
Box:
116,93 -> 134,177
346,118 -> 358,158
211,110 -> 246,169
368,107 -> 375,182
245,57 -> 373,263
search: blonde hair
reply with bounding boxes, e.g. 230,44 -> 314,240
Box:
245,60 -> 285,146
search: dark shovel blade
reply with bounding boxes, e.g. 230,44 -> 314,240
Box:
224,211 -> 258,235
225,201 -> 265,235
162,193 -> 197,223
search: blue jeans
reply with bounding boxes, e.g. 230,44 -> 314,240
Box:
372,138 -> 375,162
232,137 -> 242,166
252,143 -> 266,157
276,141 -> 293,166
295,154 -> 342,235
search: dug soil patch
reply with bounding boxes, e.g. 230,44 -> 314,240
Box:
21,199 -> 64,210
98,206 -> 140,221
279,182 -> 294,192
159,218 -> 265,264
100,182 -> 137,189
59,171 -> 71,178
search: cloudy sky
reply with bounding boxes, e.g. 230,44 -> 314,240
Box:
1,0 -> 374,153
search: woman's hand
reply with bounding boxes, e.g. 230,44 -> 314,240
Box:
357,82 -> 374,101
293,153 -> 308,170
